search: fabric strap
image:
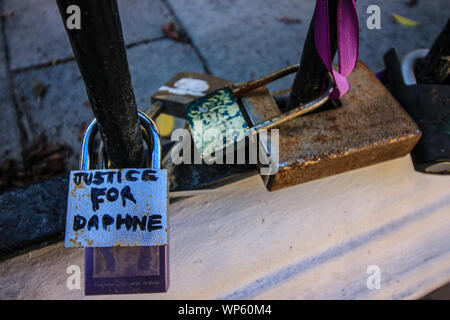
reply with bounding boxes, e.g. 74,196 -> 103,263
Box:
314,0 -> 359,99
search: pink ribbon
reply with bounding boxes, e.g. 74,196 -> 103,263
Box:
314,0 -> 359,99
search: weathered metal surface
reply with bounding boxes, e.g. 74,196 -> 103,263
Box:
163,84 -> 281,193
65,112 -> 168,248
415,19 -> 450,84
57,0 -> 146,169
260,61 -> 422,191
241,87 -> 280,126
185,87 -> 250,158
151,72 -> 232,118
384,49 -> 450,174
65,168 -> 168,248
286,1 -> 337,111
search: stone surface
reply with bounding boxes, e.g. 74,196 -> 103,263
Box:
12,39 -> 205,170
357,0 -> 450,72
166,0 -> 449,90
128,39 -> 206,109
166,0 -> 312,91
0,156 -> 449,299
1,0 -> 171,70
0,19 -> 22,163
0,175 -> 68,259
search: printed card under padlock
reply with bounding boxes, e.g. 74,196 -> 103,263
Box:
64,168 -> 167,248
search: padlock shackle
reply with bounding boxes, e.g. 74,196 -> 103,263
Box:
232,64 -> 300,97
80,112 -> 161,170
401,49 -> 429,86
253,72 -> 335,131
139,112 -> 162,170
80,119 -> 98,171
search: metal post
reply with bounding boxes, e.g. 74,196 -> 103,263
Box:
285,1 -> 338,110
415,19 -> 450,85
56,0 -> 145,168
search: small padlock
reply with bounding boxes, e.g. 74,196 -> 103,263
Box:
184,65 -> 334,159
75,112 -> 169,295
65,111 -> 168,248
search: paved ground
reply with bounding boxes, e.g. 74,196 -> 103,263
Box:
0,0 -> 448,170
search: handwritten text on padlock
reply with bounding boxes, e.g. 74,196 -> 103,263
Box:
64,169 -> 167,248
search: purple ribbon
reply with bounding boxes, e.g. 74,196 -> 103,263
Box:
314,0 -> 359,99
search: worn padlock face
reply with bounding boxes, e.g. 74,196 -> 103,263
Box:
185,87 -> 251,158
65,168 -> 167,248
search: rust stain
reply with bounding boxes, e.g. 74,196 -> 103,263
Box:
71,181 -> 86,197
312,135 -> 328,144
69,239 -> 82,247
256,62 -> 421,191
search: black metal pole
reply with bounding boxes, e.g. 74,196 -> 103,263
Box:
415,19 -> 450,85
285,1 -> 338,110
57,0 -> 145,168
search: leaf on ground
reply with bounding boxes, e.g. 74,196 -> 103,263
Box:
277,16 -> 302,24
83,101 -> 91,108
32,80 -> 49,101
161,21 -> 188,42
0,11 -> 14,20
392,13 -> 421,27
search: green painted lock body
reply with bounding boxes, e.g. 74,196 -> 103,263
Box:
185,87 -> 252,159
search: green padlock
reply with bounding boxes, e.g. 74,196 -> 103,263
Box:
184,65 -> 334,159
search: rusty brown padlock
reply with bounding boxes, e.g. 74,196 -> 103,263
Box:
258,62 -> 422,191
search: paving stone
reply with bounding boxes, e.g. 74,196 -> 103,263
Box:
1,0 -> 171,70
119,0 -> 171,45
0,19 -> 22,163
0,175 -> 68,259
357,0 -> 450,72
128,39 -> 205,108
167,0 -> 449,90
12,39 -> 205,170
166,0 -> 313,91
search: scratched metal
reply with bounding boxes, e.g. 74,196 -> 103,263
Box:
241,87 -> 280,127
64,169 -> 168,248
259,62 -> 422,191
